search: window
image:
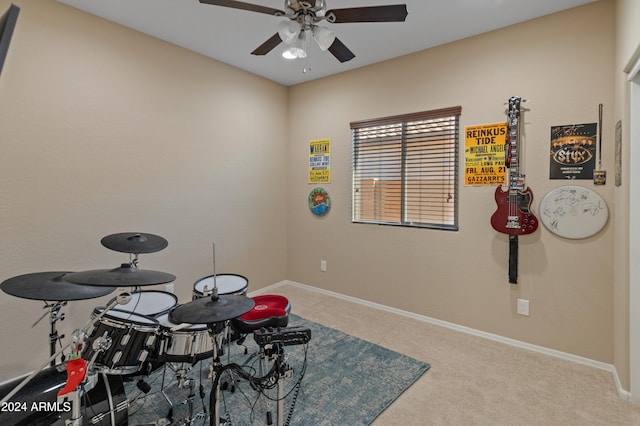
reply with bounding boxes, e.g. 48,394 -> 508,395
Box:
351,106 -> 461,230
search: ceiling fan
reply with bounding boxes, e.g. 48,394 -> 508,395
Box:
198,0 -> 408,63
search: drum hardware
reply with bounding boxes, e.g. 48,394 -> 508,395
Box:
207,342 -> 225,426
155,361 -> 212,425
249,339 -> 295,426
212,242 -> 218,297
101,232 -> 169,255
156,319 -> 231,426
88,331 -> 113,366
206,339 -> 300,426
31,301 -> 68,367
1,271 -> 118,367
175,367 -> 205,426
100,232 -> 169,292
83,307 -> 159,376
193,274 -> 249,300
0,364 -> 128,426
57,295 -> 133,426
169,295 -> 255,325
255,332 -> 310,426
223,296 -> 303,426
57,369 -> 97,426
64,263 -> 176,288
109,289 -> 178,317
0,289 -> 133,406
253,327 -> 311,347
154,321 -> 229,426
0,271 -> 117,301
156,314 -> 215,364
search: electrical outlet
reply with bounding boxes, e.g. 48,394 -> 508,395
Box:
320,260 -> 327,272
517,299 -> 530,316
165,283 -> 175,294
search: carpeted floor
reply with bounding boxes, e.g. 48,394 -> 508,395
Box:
272,284 -> 640,425
126,314 -> 429,425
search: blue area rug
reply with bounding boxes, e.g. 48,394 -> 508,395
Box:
127,314 -> 430,425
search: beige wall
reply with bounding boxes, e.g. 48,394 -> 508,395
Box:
0,0 -> 631,392
0,0 -> 288,381
288,0 -> 616,365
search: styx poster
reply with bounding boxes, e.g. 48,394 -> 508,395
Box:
549,123 -> 597,180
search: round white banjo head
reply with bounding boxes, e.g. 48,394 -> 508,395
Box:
539,185 -> 608,239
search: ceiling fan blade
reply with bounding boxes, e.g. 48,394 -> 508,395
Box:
251,33 -> 283,56
199,0 -> 284,16
328,37 -> 355,63
325,5 -> 408,23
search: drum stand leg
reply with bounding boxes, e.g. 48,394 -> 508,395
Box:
173,375 -> 195,426
31,301 -> 67,367
61,389 -> 82,426
264,344 -> 292,426
207,328 -> 227,426
57,370 -> 99,426
160,364 -> 175,421
208,363 -> 222,426
277,372 -> 285,426
159,362 -> 209,426
221,324 -> 240,393
48,302 -> 66,367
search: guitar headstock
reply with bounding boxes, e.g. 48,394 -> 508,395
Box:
508,96 -> 522,120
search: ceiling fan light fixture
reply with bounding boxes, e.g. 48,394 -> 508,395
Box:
282,33 -> 307,59
278,20 -> 301,44
282,47 -> 304,59
312,26 -> 335,51
282,45 -> 307,59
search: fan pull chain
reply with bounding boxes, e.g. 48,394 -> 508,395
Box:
302,33 -> 312,74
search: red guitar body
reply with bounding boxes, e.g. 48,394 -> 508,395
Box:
490,185 -> 538,235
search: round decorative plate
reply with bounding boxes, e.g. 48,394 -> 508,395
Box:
539,185 -> 608,239
309,187 -> 331,217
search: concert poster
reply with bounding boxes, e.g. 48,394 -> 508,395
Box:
309,138 -> 330,183
549,123 -> 597,180
463,122 -> 507,186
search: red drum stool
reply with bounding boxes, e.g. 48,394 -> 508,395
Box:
230,295 -> 291,334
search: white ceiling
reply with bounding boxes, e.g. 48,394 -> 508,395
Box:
57,0 -> 596,86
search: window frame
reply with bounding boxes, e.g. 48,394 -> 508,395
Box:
350,106 -> 461,231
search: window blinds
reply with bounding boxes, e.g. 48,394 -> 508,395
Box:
351,107 -> 461,230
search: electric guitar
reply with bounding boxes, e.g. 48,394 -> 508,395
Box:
490,96 -> 538,283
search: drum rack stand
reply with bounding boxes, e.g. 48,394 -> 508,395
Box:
157,362 -> 208,426
0,289 -> 135,425
156,325 -> 228,426
32,300 -> 68,367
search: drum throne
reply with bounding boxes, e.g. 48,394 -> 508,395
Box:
223,294 -> 291,425
230,295 -> 291,335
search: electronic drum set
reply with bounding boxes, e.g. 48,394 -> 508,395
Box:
0,233 -> 310,426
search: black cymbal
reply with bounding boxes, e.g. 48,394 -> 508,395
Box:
101,232 -> 168,254
169,295 -> 255,324
1,271 -> 116,301
64,264 -> 176,287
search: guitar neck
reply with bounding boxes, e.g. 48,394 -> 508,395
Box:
507,96 -> 524,191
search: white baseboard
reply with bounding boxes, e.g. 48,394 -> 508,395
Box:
251,280 -> 631,401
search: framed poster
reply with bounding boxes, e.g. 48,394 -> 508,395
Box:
464,122 -> 507,186
309,139 -> 330,183
549,123 -> 597,180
